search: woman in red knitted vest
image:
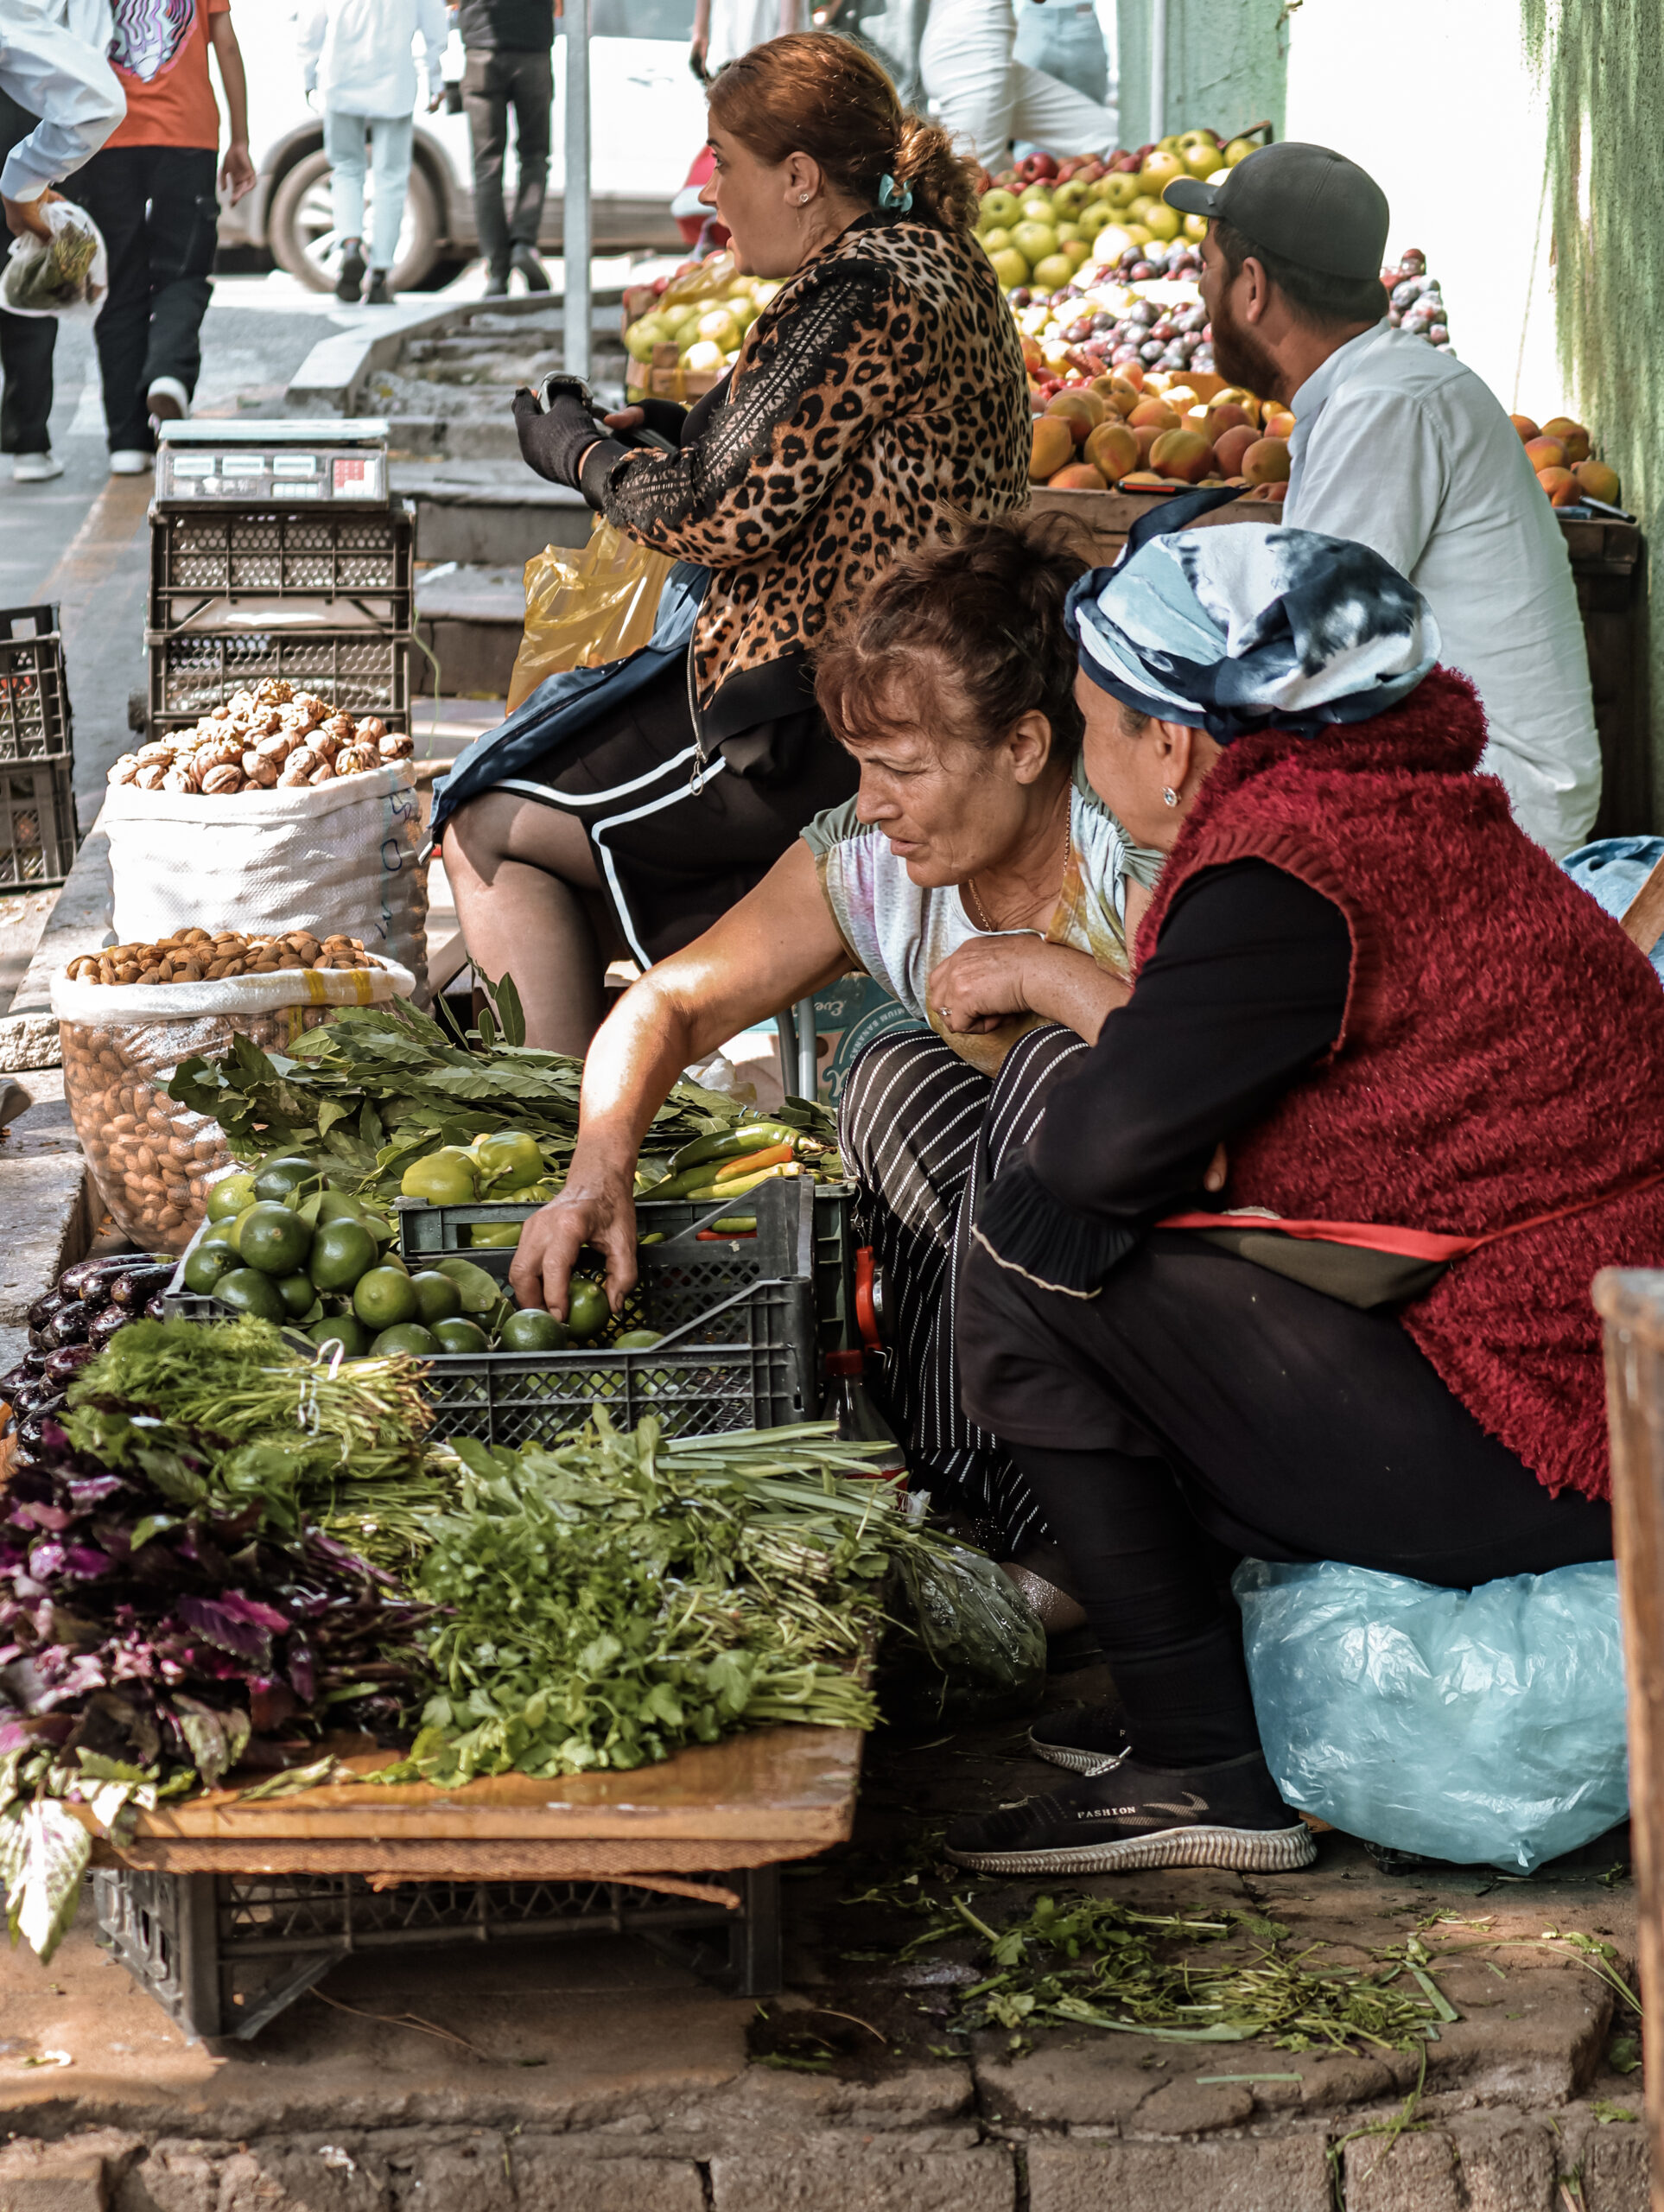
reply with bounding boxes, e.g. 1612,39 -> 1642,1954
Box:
942,505 -> 1660,1878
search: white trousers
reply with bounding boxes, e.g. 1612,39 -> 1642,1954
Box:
919,0 -> 1116,168
322,110 -> 415,272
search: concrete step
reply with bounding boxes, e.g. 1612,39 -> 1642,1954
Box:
393,460 -> 591,568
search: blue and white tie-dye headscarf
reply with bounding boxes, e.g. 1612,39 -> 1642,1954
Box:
1066,501 -> 1439,746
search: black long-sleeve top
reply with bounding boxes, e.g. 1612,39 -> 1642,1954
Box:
976,860 -> 1354,1292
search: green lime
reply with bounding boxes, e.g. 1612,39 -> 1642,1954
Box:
318,1190 -> 370,1225
613,1328 -> 665,1349
371,1323 -> 440,1357
352,1265 -> 419,1329
218,1209 -> 245,1253
214,1268 -> 288,1324
238,1203 -> 313,1277
499,1307 -> 568,1351
275,1272 -> 315,1319
308,1217 -> 378,1294
253,1154 -> 322,1203
468,1223 -> 522,1249
307,1314 -> 369,1357
431,1315 -> 490,1354
206,1173 -> 257,1222
565,1279 -> 610,1342
400,1147 -> 480,1205
182,1239 -> 241,1294
471,1129 -> 543,1191
410,1269 -> 463,1324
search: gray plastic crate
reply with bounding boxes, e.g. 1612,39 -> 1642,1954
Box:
0,756 -> 79,886
147,627 -> 409,734
149,504 -> 415,635
94,1864 -> 781,2038
0,603 -> 71,762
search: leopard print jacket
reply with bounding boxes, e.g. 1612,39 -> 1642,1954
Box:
595,214 -> 1032,724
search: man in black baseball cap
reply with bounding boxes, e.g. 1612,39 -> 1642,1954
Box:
1163,142 -> 1390,404
1153,139 -> 1602,861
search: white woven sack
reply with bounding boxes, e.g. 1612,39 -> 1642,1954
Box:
48,955 -> 417,1026
101,762 -> 428,988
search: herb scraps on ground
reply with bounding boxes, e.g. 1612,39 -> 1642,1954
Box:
373,1413 -> 969,1785
165,996 -> 753,1202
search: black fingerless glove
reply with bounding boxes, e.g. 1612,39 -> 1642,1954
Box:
512,384 -> 605,490
632,396 -> 689,443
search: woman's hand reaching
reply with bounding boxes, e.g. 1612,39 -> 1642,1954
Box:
510,1162 -> 638,1320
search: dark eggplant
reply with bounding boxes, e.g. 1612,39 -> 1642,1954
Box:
0,1363 -> 33,1400
143,1296 -> 168,1321
86,1305 -> 132,1349
41,1343 -> 97,1389
22,1349 -> 48,1376
16,1411 -> 70,1461
41,1303 -> 88,1349
10,1382 -> 60,1418
109,1263 -> 174,1311
25,1287 -> 68,1333
59,1253 -> 148,1300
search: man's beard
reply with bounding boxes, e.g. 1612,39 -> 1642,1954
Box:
1209,291 -> 1283,403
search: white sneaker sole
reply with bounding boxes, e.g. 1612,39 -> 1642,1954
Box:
1029,1733 -> 1127,1777
945,1820 -> 1318,1877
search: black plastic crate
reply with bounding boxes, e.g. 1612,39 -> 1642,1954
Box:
147,627 -> 409,733
399,1174 -> 857,1353
149,505 -> 414,634
94,1864 -> 780,2038
0,756 -> 79,885
0,602 -> 70,762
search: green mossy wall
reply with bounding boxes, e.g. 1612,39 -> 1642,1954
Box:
1525,0 -> 1664,827
1116,0 -> 1288,155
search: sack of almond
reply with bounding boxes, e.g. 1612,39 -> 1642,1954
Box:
50,931 -> 416,1251
103,681 -> 427,988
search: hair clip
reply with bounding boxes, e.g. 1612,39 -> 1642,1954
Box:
877,173 -> 913,213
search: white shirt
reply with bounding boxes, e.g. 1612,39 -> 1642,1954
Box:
0,0 -> 124,202
1282,321 -> 1601,860
298,0 -> 447,117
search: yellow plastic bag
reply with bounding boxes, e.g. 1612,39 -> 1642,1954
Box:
506,518 -> 677,712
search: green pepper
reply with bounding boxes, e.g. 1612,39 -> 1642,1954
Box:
667,1120 -> 800,1176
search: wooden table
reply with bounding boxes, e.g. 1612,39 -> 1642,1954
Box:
80,1726 -> 865,2036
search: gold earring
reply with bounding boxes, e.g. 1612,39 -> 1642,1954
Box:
1162,786 -> 1178,807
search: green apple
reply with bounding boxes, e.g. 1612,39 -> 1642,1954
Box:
978,187 -> 1021,228
1011,220 -> 1059,266
988,247 -> 1030,289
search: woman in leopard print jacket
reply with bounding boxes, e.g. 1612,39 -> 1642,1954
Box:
441,32 -> 1031,1051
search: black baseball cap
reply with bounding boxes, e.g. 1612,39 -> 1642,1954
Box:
1164,142 -> 1389,280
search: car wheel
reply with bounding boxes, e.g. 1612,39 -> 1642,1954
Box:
268,148 -> 442,295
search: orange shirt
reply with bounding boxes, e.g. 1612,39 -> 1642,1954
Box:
106,0 -> 230,150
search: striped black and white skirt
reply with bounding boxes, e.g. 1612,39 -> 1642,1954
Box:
838,1020 -> 1090,1559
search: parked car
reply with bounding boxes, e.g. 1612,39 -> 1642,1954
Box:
221,0 -> 705,291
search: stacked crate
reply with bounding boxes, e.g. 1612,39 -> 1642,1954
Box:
146,422 -> 414,740
0,603 -> 79,887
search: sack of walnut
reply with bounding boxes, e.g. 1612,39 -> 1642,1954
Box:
101,760 -> 427,989
49,952 -> 416,1252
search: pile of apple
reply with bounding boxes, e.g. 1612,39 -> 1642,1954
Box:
975,129 -> 1261,297
1509,410 -> 1622,510
1032,372 -> 1293,496
623,265 -> 783,383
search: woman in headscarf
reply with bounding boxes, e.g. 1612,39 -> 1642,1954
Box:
941,513 -> 1664,1878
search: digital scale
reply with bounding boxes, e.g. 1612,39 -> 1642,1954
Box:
153,420 -> 391,507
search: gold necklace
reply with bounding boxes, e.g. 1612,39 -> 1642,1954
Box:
966,806 -> 1073,935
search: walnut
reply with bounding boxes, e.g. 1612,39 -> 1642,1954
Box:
292,691 -> 327,718
225,689 -> 258,720
307,761 -> 335,785
281,746 -> 319,780
253,678 -> 294,706
199,738 -> 243,770
334,742 -> 378,776
378,731 -> 414,761
242,755 -> 279,789
107,754 -> 141,785
321,713 -> 356,744
310,728 -> 343,761
357,717 -> 386,741
200,763 -> 245,795
134,742 -> 175,767
162,765 -> 200,794
276,761 -> 312,789
134,764 -> 168,791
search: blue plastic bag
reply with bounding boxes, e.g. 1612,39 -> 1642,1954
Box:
1562,836 -> 1664,982
1235,1558 -> 1629,1872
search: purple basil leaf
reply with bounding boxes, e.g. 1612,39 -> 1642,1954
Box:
285,1633 -> 315,1703
62,1544 -> 114,1580
27,1540 -> 65,1580
66,1474 -> 126,1510
212,1591 -> 294,1636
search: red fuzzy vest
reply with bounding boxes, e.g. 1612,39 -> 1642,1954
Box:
1136,666 -> 1664,1501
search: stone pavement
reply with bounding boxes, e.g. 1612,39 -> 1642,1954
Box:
0,1664 -> 1646,2212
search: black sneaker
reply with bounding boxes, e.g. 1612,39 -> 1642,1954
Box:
484,263 -> 510,297
944,1750 -> 1317,1876
1028,1701 -> 1132,1776
365,270 -> 394,307
335,244 -> 365,303
511,242 -> 550,292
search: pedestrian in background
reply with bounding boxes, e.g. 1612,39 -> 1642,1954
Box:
65,0 -> 253,475
690,0 -> 806,82
919,0 -> 1115,170
457,0 -> 553,296
1012,0 -> 1110,111
300,0 -> 446,307
0,0 -> 124,483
